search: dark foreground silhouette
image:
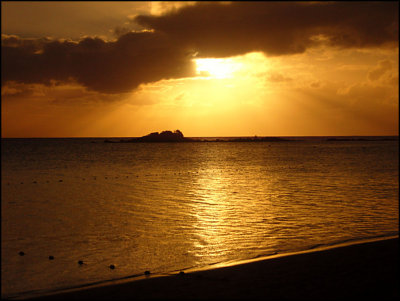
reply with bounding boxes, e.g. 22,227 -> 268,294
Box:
27,238 -> 399,300
104,130 -> 288,143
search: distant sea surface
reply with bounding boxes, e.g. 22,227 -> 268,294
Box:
1,137 -> 398,299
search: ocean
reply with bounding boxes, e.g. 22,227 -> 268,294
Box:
1,137 -> 398,299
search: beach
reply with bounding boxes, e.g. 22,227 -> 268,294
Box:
27,238 -> 398,300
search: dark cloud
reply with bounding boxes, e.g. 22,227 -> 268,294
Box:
112,26 -> 133,38
2,32 -> 197,94
2,2 -> 398,94
135,1 -> 398,57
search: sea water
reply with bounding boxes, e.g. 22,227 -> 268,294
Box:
1,137 -> 398,299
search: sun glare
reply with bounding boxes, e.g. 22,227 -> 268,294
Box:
195,58 -> 240,79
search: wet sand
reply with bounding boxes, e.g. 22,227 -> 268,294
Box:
28,238 -> 399,300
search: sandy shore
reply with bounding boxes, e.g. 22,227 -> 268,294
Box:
27,238 -> 399,300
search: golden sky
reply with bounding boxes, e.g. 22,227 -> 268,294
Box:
1,1 -> 398,137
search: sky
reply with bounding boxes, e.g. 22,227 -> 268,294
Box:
1,1 -> 398,138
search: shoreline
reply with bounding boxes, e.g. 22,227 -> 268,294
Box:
21,236 -> 399,300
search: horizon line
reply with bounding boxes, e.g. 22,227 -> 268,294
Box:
2,135 -> 399,139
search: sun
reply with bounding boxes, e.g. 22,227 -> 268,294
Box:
194,58 -> 240,79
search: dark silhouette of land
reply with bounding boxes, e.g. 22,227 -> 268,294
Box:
27,238 -> 399,300
124,130 -> 192,143
327,137 -> 398,141
104,130 -> 288,143
103,131 -> 398,143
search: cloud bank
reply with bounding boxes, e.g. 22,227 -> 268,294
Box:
135,1 -> 398,57
2,1 -> 398,93
2,32 -> 196,93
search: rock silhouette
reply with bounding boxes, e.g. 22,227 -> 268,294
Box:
125,130 -> 191,143
105,130 -> 289,143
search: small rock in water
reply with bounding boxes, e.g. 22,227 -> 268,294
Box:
19,251 -> 25,256
109,264 -> 115,269
78,260 -> 84,265
59,180 -> 63,182
144,270 -> 151,275
49,255 -> 54,260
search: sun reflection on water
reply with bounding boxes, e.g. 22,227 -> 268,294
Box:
187,153 -> 278,265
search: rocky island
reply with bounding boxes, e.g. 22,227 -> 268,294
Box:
105,130 -> 195,143
104,130 -> 288,143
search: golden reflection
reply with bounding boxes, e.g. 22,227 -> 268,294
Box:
188,150 -> 278,266
189,167 -> 234,263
